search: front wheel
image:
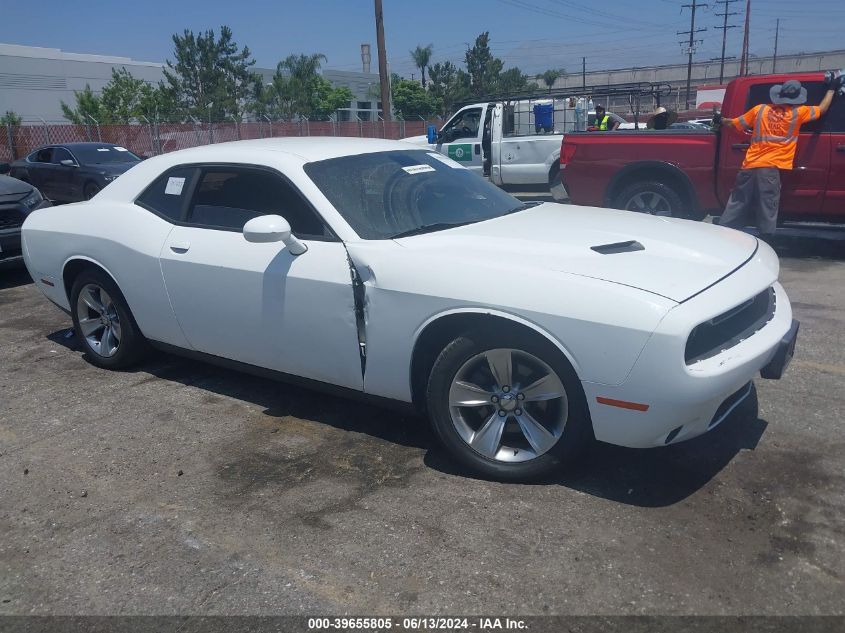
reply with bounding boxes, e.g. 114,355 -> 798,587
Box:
426,331 -> 590,481
83,181 -> 101,200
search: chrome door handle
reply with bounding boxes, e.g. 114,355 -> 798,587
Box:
169,241 -> 190,253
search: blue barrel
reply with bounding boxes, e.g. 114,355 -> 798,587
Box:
533,103 -> 554,133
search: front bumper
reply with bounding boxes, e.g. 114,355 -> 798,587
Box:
582,260 -> 793,448
1,199 -> 51,260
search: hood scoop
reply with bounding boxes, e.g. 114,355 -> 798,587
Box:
590,240 -> 645,255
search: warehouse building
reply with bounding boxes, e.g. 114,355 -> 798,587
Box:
0,42 -> 383,123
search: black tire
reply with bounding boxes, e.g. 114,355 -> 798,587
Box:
615,180 -> 697,219
70,268 -> 148,369
426,330 -> 591,481
549,164 -> 567,202
83,181 -> 101,200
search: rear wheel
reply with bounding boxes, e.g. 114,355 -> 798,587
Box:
616,180 -> 683,217
70,269 -> 147,369
426,331 -> 590,481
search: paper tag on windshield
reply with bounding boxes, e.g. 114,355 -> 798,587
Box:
164,177 -> 185,195
427,152 -> 462,168
96,148 -> 110,152
402,164 -> 436,175
114,146 -> 129,152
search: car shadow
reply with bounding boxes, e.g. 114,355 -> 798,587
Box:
772,223 -> 845,260
47,328 -> 767,507
0,265 -> 32,289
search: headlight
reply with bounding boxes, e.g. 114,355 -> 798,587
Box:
103,174 -> 119,182
22,188 -> 43,208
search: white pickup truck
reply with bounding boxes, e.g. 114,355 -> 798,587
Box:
404,99 -> 579,194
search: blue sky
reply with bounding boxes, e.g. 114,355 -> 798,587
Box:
1,0 -> 843,78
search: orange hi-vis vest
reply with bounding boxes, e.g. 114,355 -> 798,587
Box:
732,104 -> 820,170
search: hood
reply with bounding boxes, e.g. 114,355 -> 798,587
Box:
401,135 -> 430,146
393,203 -> 760,303
0,174 -> 33,197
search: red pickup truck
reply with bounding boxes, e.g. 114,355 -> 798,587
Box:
560,73 -> 845,223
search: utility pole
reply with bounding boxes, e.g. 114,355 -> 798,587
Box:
739,0 -> 751,76
374,0 -> 392,121
679,0 -> 708,110
582,57 -> 586,90
714,0 -> 739,83
773,18 -> 780,73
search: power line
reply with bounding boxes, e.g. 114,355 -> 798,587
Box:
714,0 -> 740,83
679,0 -> 708,109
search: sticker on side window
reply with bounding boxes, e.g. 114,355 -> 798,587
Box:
427,152 -> 462,168
401,164 -> 436,175
164,177 -> 185,195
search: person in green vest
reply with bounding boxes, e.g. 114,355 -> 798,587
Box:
594,105 -> 620,131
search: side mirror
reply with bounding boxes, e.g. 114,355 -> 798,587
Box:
60,159 -> 77,167
242,214 -> 308,255
0,162 -> 9,174
426,124 -> 438,144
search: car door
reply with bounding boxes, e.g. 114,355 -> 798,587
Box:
48,147 -> 77,201
717,81 -> 829,216
26,147 -> 55,198
822,94 -> 845,216
158,165 -> 363,391
432,106 -> 485,174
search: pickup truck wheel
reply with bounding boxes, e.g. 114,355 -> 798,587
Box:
549,167 -> 567,202
616,181 -> 684,218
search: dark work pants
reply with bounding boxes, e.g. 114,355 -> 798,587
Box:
719,167 -> 781,236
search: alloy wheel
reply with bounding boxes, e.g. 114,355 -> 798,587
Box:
625,191 -> 672,216
75,283 -> 122,357
448,348 -> 568,463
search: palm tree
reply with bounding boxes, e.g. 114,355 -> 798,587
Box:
539,69 -> 562,94
410,44 -> 433,88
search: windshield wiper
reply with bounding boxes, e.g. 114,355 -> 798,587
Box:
390,220 -> 477,239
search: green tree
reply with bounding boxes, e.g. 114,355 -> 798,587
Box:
61,84 -> 104,124
269,53 -> 328,120
163,26 -> 257,120
410,44 -> 433,88
428,61 -> 469,117
464,32 -> 503,98
314,78 -> 353,119
391,79 -> 438,119
539,68 -> 564,93
99,68 -> 147,124
137,82 -> 177,121
498,68 -> 531,95
1,111 -> 22,126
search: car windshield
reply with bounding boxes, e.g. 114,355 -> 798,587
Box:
304,150 -> 524,239
74,146 -> 141,165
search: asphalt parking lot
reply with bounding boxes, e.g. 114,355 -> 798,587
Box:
1,221 -> 844,616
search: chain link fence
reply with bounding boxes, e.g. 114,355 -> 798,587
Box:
1,118 -> 437,162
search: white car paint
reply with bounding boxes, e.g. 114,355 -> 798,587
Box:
23,137 -> 793,454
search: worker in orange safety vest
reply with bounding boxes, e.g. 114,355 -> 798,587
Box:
714,76 -> 839,242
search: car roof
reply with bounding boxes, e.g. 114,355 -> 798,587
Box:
159,137 -> 422,163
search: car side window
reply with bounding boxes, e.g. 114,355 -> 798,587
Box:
31,148 -> 53,163
744,81 -> 826,134
136,167 -> 198,222
186,167 -> 329,237
442,108 -> 483,140
52,148 -> 73,164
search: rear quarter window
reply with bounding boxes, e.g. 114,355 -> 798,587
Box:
135,167 -> 198,222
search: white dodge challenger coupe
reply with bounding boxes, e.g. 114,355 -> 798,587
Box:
21,137 -> 798,480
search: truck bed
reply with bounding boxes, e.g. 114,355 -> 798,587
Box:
561,129 -> 719,210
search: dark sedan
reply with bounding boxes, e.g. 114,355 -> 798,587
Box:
0,166 -> 52,264
9,143 -> 141,203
